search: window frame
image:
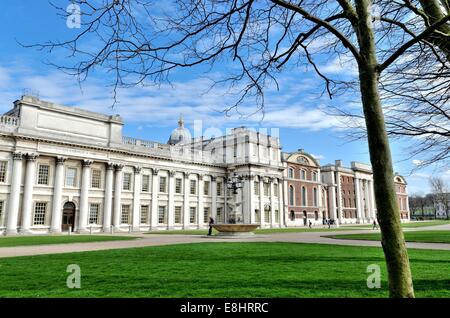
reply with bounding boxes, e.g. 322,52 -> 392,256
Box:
37,164 -> 50,185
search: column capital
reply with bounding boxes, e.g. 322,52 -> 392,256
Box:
133,166 -> 142,174
184,172 -> 190,178
114,164 -> 124,171
26,153 -> 39,161
82,159 -> 93,167
56,156 -> 67,165
211,175 -> 217,182
169,170 -> 176,177
12,152 -> 23,160
152,168 -> 159,176
198,174 -> 204,180
106,162 -> 115,170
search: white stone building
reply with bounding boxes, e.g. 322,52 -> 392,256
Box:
0,96 -> 284,235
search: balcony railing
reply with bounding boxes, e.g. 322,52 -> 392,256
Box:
0,115 -> 19,126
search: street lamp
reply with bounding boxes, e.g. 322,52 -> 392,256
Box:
227,173 -> 243,194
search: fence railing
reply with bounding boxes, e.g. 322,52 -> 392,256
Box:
0,115 -> 19,126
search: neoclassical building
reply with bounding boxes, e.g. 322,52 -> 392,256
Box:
0,96 -> 409,235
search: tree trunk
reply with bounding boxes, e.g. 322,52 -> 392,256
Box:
354,0 -> 415,298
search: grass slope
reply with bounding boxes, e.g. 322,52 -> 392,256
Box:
0,235 -> 137,248
147,227 -> 357,235
0,242 -> 449,298
328,231 -> 450,244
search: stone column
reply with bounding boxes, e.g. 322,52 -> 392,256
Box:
197,174 -> 204,228
211,176 -> 217,221
364,180 -> 371,220
259,176 -> 265,228
167,171 -> 175,230
20,153 -> 39,233
150,168 -> 159,230
50,156 -> 66,233
248,175 -> 255,224
183,172 -> 190,229
78,160 -> 92,232
113,164 -> 123,230
278,178 -> 283,227
6,152 -> 23,235
132,166 -> 141,231
102,162 -> 114,232
328,185 -> 338,226
354,177 -> 363,223
369,180 -> 377,219
336,172 -> 343,224
270,178 -> 276,228
283,178 -> 289,227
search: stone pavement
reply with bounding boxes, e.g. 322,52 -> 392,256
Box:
0,225 -> 449,258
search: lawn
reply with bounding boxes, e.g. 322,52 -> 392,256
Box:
344,220 -> 450,229
147,227 -> 358,235
0,242 -> 448,297
327,231 -> 450,244
0,235 -> 137,248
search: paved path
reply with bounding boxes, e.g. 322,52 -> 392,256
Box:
0,226 -> 449,258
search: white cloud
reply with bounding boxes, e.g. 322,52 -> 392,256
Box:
412,159 -> 423,166
311,154 -> 325,160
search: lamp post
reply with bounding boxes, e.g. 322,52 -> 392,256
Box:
227,173 -> 243,223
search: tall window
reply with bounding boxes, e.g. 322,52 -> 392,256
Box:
301,187 -> 307,206
264,208 -> 270,223
121,205 -> 130,224
175,178 -> 182,194
274,183 -> 279,197
159,176 -> 167,193
203,181 -> 210,195
89,203 -> 100,224
123,173 -> 132,190
313,188 -> 318,207
0,201 -> 4,225
175,206 -> 182,224
263,183 -> 270,196
289,186 -> 294,205
0,161 -> 7,183
37,165 -> 50,185
288,168 -> 294,179
275,210 -> 280,223
300,169 -> 306,180
216,182 -> 222,196
254,181 -> 259,195
91,169 -> 102,188
141,175 -> 150,192
190,180 -> 197,195
33,202 -> 47,225
140,205 -> 149,224
158,206 -> 167,224
65,167 -> 77,187
190,207 -> 196,224
312,172 -> 318,182
203,207 -> 210,223
217,207 -> 223,222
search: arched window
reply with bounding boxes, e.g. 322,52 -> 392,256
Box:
289,186 -> 295,205
313,188 -> 318,207
288,168 -> 294,179
300,169 -> 306,180
312,171 -> 318,182
301,187 -> 307,206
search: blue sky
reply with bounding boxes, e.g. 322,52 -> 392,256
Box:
0,1 -> 447,194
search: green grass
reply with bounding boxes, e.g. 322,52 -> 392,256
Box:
347,220 -> 450,229
147,227 -> 358,235
327,231 -> 450,244
0,235 -> 137,247
0,242 -> 449,297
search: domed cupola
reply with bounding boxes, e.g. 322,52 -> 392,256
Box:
168,114 -> 192,145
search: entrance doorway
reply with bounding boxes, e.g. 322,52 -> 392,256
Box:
62,202 -> 76,232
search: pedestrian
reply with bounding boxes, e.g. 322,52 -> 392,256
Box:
309,220 -> 312,229
372,220 -> 378,230
207,217 -> 214,236
327,219 -> 331,229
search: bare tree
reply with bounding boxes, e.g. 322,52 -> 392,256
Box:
27,0 -> 450,298
429,177 -> 450,219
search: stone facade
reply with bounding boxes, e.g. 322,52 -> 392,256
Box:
0,96 -> 410,235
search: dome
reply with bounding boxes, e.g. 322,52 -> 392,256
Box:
167,115 -> 192,145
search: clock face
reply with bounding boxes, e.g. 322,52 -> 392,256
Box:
297,156 -> 309,165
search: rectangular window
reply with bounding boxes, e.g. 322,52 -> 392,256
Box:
275,210 -> 280,223
203,207 -> 210,223
158,206 -> 167,224
123,173 -> 132,191
0,201 -> 4,225
189,207 -> 196,224
66,167 -> 77,187
91,169 -> 102,189
203,181 -> 210,196
140,205 -> 149,224
121,205 -> 130,224
217,182 -> 222,196
159,176 -> 167,193
274,183 -> 279,197
89,203 -> 100,224
217,207 -> 223,223
141,175 -> 150,192
264,183 -> 270,196
37,165 -> 50,185
190,180 -> 197,195
0,161 -> 7,183
175,206 -> 182,224
33,202 -> 47,225
264,209 -> 270,223
175,178 -> 182,194
254,181 -> 259,195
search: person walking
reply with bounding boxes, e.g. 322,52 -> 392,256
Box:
309,220 -> 312,229
372,220 -> 378,230
207,217 -> 215,236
